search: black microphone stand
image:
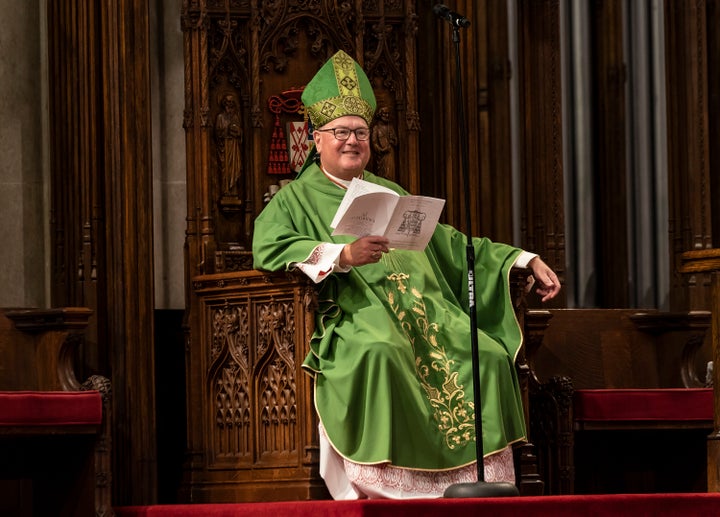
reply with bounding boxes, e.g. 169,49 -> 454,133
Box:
441,12 -> 520,500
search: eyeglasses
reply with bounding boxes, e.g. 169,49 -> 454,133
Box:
314,127 -> 371,141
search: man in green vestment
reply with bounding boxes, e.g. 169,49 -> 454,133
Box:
252,50 -> 561,499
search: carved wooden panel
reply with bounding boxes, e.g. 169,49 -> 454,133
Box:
183,270 -> 327,502
208,293 -> 300,467
209,302 -> 252,464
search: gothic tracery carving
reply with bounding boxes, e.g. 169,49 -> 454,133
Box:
257,299 -> 298,455
211,302 -> 252,458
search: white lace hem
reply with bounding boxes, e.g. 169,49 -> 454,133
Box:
318,423 -> 516,500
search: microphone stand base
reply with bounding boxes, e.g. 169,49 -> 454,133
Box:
443,481 -> 520,498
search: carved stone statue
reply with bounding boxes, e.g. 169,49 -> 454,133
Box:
215,93 -> 244,196
371,106 -> 398,179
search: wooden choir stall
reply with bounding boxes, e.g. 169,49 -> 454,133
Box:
0,308 -> 113,516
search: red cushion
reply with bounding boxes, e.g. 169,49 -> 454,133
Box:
574,388 -> 713,422
0,390 -> 102,426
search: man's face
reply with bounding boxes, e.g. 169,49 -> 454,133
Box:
314,115 -> 371,180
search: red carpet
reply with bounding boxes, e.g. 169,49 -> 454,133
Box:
116,493 -> 720,516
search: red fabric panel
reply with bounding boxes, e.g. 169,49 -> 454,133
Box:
114,493 -> 720,517
0,390 -> 102,426
574,388 -> 713,422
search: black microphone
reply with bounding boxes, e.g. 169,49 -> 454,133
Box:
433,4 -> 470,28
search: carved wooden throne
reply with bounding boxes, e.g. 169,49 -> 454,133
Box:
181,1 -> 427,502
180,1 -> 546,501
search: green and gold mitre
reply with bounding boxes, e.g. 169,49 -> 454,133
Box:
302,49 -> 377,129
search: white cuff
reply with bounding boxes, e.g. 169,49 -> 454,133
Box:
513,251 -> 538,269
293,242 -> 349,283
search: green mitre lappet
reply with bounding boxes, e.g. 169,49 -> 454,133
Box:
298,50 -> 377,176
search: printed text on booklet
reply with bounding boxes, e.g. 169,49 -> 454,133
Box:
331,178 -> 445,251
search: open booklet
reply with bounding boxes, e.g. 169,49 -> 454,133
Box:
330,177 -> 446,251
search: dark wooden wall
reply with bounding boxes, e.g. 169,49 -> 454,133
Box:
43,0 -> 719,506
590,0 -> 630,308
515,0 -> 566,300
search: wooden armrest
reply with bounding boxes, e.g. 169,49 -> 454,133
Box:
630,311 -> 712,387
0,307 -> 93,392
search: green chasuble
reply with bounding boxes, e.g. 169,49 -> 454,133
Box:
252,164 -> 526,471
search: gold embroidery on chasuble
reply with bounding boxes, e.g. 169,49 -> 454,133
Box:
386,271 -> 475,450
